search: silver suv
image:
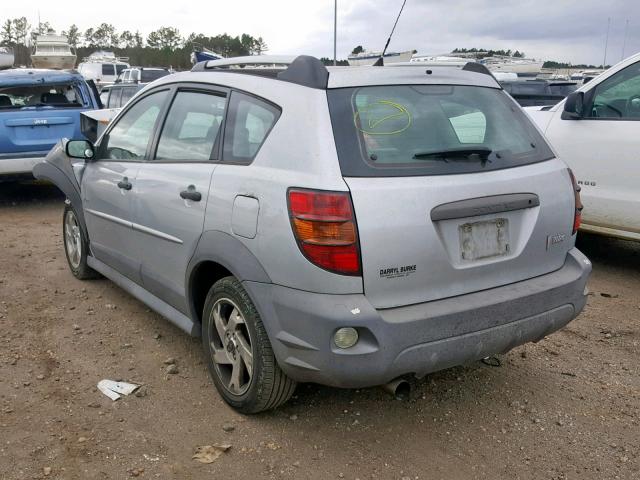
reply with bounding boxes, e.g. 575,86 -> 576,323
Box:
34,55 -> 591,413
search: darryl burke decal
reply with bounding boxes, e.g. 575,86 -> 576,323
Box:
379,264 -> 417,279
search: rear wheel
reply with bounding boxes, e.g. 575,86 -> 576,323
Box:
202,276 -> 296,413
62,203 -> 99,280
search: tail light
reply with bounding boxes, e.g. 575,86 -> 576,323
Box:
288,188 -> 361,275
568,169 -> 583,235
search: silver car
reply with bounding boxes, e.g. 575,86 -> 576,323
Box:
34,55 -> 591,413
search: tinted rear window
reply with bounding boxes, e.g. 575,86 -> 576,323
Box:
141,70 -> 169,82
328,85 -> 554,177
0,83 -> 87,108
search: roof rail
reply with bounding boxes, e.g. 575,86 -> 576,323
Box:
191,55 -> 329,89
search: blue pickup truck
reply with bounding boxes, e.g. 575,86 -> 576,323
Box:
0,69 -> 101,180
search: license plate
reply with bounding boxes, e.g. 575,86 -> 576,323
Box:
459,218 -> 510,261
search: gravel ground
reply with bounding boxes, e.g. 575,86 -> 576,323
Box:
0,181 -> 638,480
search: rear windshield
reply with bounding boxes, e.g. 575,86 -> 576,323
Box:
328,85 -> 554,177
0,83 -> 87,109
141,70 -> 169,82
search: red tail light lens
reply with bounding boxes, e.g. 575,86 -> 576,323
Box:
568,169 -> 583,235
288,189 -> 361,275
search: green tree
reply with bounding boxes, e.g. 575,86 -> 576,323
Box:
253,36 -> 268,54
12,17 -> 30,45
120,30 -> 136,48
37,21 -> 53,34
134,30 -> 144,48
1,19 -> 16,46
147,27 -> 181,49
93,23 -> 117,48
351,45 -> 364,55
62,24 -> 80,48
84,28 -> 95,47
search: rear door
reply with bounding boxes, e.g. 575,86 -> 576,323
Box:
82,88 -> 170,283
132,86 -> 226,312
329,84 -> 576,309
0,81 -> 89,158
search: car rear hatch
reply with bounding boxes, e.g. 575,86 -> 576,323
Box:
0,80 -> 89,157
328,83 -> 576,309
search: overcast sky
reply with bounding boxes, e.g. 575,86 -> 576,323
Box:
3,0 -> 639,65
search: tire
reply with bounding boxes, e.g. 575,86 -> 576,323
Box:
62,203 -> 99,280
202,276 -> 296,413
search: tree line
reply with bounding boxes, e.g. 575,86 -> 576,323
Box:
0,17 -> 268,70
452,47 -> 526,58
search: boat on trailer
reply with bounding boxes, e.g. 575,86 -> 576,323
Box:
191,44 -> 224,64
31,34 -> 76,70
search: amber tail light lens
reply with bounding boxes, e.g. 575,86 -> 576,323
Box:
568,169 -> 583,235
288,188 -> 361,275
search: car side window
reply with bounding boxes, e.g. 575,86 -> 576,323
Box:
589,62 -> 640,119
120,86 -> 137,106
101,64 -> 115,76
223,91 -> 280,163
107,87 -> 122,108
99,90 -> 168,161
155,90 -> 226,161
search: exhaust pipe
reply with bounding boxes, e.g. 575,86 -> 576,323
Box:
381,378 -> 411,400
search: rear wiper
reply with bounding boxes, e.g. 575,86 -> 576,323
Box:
413,147 -> 493,161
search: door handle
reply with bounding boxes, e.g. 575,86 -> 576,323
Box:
180,186 -> 202,202
117,178 -> 132,190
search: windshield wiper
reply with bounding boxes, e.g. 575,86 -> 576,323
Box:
413,147 -> 493,161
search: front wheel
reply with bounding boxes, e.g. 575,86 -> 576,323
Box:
202,276 -> 296,413
62,203 -> 99,280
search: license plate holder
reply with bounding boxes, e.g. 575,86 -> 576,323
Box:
459,218 -> 510,261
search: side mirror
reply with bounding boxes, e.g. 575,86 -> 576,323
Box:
66,139 -> 95,160
562,91 -> 585,120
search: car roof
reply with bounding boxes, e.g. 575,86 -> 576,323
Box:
0,68 -> 85,85
187,55 -> 501,90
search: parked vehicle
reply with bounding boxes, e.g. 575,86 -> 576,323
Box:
501,79 -> 578,107
0,46 -> 14,69
526,52 -> 640,241
30,34 -> 76,70
100,83 -> 144,109
0,69 -> 101,179
77,51 -> 129,90
116,67 -> 170,85
34,55 -> 591,413
190,43 -> 224,64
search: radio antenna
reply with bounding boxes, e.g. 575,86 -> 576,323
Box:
373,0 -> 408,66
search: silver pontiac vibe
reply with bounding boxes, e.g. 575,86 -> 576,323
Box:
34,55 -> 591,413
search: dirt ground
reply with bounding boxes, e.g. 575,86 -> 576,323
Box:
0,181 -> 638,480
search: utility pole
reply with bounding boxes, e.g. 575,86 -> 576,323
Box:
621,19 -> 629,61
603,17 -> 610,68
333,0 -> 337,66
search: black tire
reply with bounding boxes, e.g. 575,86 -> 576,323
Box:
202,276 -> 296,413
62,203 -> 99,280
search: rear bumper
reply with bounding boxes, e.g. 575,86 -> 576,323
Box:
0,154 -> 48,176
245,248 -> 591,388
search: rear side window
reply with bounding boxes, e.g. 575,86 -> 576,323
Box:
101,64 -> 115,76
222,91 -> 280,163
155,90 -> 226,161
328,85 -> 554,177
120,86 -> 138,106
107,87 -> 122,108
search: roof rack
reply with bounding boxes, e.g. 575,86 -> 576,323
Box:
191,55 -> 329,89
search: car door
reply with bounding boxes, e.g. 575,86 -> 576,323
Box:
82,89 -> 170,283
544,60 -> 640,235
132,86 -> 227,312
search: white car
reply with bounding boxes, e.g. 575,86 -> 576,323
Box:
526,52 -> 640,242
